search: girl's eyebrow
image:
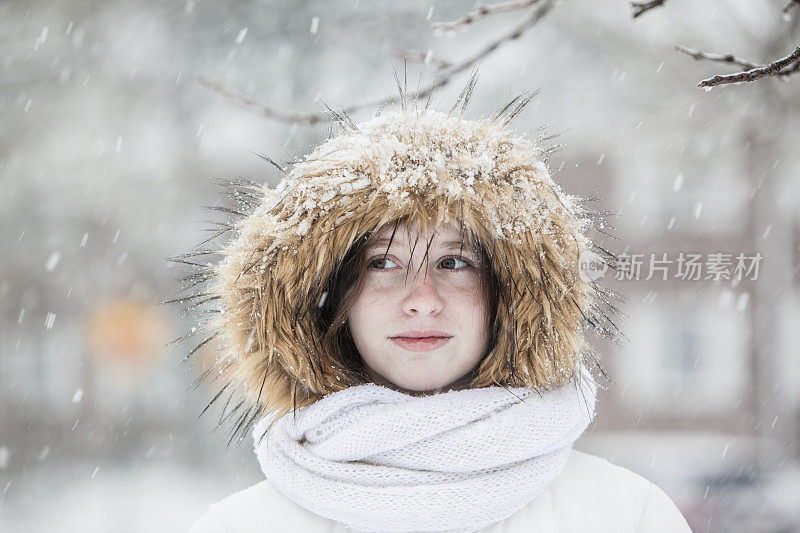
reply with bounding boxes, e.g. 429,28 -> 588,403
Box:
366,237 -> 476,254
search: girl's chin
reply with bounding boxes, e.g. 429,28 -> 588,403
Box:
383,372 -> 458,394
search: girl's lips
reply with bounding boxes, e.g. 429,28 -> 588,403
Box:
390,336 -> 452,352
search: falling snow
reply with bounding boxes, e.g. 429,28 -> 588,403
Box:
2,1 -> 799,531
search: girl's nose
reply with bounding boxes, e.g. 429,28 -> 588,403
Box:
401,273 -> 444,316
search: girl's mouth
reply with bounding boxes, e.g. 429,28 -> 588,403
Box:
390,336 -> 452,352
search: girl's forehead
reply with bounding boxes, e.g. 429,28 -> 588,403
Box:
367,222 -> 471,249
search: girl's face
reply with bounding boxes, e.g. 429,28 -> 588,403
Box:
346,222 -> 491,393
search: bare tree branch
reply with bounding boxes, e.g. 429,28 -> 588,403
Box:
631,0 -> 667,19
431,0 -> 543,34
201,1 -> 553,124
675,45 -> 763,71
439,2 -> 553,78
198,76 -> 326,125
199,74 -> 445,126
693,46 -> 800,89
778,58 -> 800,75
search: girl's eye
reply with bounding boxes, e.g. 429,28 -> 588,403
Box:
369,257 -> 398,269
439,256 -> 469,270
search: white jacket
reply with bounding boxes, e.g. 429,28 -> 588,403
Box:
188,450 -> 692,533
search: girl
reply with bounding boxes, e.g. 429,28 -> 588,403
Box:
181,93 -> 691,532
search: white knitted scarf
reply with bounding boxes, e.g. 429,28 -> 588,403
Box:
252,373 -> 597,533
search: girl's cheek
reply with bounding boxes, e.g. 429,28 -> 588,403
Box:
437,272 -> 482,291
362,272 -> 402,293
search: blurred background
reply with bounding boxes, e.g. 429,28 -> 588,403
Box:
1,0 -> 799,531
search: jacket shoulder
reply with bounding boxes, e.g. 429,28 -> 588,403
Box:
491,450 -> 691,532
561,449 -> 653,495
187,480 -> 338,533
557,451 -> 690,532
188,504 -> 230,533
637,480 -> 693,532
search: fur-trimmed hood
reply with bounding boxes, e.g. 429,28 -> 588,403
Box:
171,94 -> 620,445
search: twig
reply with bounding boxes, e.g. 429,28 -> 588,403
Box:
778,59 -> 800,75
201,1 -> 553,124
675,45 -> 762,71
439,3 -> 553,79
631,0 -> 667,19
694,46 -> 800,89
199,76 -> 325,124
393,48 -> 452,70
200,74 -> 438,125
431,0 -> 543,34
